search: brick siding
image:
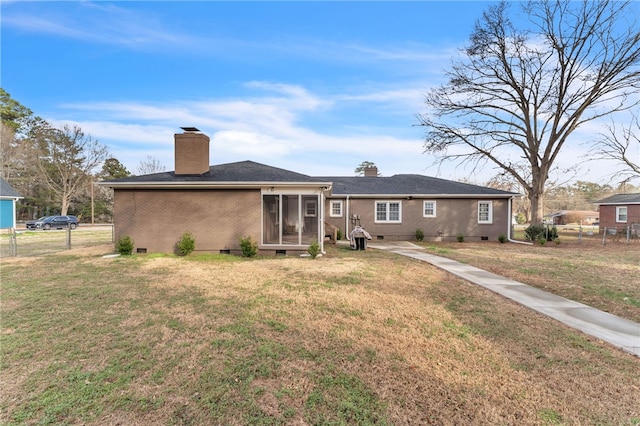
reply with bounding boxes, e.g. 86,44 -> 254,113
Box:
114,189 -> 261,253
325,197 -> 511,242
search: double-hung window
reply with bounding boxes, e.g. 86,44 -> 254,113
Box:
330,200 -> 343,217
375,201 -> 401,223
304,200 -> 317,217
616,206 -> 628,223
478,201 -> 493,224
423,201 -> 436,218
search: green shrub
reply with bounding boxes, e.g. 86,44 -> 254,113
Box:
497,234 -> 507,243
336,228 -> 343,241
515,212 -> 527,225
307,239 -> 321,259
176,232 -> 195,256
415,228 -> 424,242
456,233 -> 464,243
240,235 -> 258,257
116,235 -> 134,255
525,224 -> 558,242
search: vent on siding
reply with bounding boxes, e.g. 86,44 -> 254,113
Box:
481,236 -> 489,241
136,248 -> 147,253
219,249 -> 231,254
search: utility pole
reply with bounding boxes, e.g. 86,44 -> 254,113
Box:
90,177 -> 95,226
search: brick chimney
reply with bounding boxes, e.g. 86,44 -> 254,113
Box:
364,166 -> 378,177
174,127 -> 210,175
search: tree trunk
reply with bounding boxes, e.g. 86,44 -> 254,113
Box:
528,172 -> 547,224
61,198 -> 69,216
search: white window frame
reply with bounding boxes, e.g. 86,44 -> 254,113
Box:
375,200 -> 402,223
616,206 -> 628,223
423,200 -> 437,218
478,201 -> 493,224
304,199 -> 317,217
329,200 -> 343,217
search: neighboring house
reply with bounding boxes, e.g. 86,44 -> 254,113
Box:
0,177 -> 23,229
594,194 -> 640,232
102,129 -> 519,255
544,210 -> 599,226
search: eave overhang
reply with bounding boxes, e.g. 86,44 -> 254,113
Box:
594,202 -> 640,206
99,180 -> 332,190
325,193 -> 521,199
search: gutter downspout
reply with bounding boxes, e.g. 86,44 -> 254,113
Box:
320,189 -> 325,254
345,195 -> 350,239
508,196 -> 532,245
320,184 -> 333,254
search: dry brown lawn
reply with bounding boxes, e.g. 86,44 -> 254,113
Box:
420,231 -> 640,322
1,239 -> 639,425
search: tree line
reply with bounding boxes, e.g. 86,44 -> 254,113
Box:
0,89 -> 165,222
2,86 -> 637,225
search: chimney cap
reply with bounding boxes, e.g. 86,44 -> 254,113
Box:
180,126 -> 200,132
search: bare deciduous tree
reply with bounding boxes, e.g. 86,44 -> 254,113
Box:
136,156 -> 166,175
418,0 -> 640,224
591,111 -> 640,181
35,124 -> 109,215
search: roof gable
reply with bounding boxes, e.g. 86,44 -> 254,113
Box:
0,177 -> 21,198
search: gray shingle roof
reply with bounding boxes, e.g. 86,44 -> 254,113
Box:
0,177 -> 21,198
595,193 -> 640,205
105,161 -> 326,184
104,160 -> 517,197
319,174 -> 517,197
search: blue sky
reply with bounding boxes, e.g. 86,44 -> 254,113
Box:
1,1 -> 628,183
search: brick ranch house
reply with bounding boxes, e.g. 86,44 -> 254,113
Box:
101,129 -> 520,255
594,193 -> 640,233
544,210 -> 599,226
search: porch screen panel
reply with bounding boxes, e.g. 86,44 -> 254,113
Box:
263,195 -> 279,244
302,195 -> 319,244
282,195 -> 300,245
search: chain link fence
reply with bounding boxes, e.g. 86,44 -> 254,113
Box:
600,223 -> 640,245
0,225 -> 115,258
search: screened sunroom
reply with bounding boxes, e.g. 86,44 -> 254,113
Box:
262,191 -> 324,247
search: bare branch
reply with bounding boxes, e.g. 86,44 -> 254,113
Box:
589,110 -> 640,180
34,124 -> 109,215
419,0 -> 640,223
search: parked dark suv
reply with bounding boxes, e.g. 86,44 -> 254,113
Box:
26,215 -> 79,230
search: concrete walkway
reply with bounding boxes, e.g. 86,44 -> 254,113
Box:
368,241 -> 640,358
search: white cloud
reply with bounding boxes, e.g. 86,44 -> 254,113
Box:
47,80 -> 431,176
46,74 -> 629,185
212,130 -> 293,158
3,3 -> 205,52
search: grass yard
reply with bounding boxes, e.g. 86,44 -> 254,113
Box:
421,229 -> 640,323
0,227 -> 114,258
1,239 -> 639,425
